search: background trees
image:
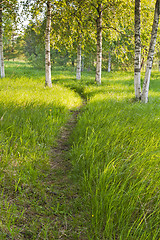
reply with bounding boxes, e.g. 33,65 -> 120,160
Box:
141,0 -> 160,103
45,1 -> 52,87
2,0 -> 160,101
0,0 -> 18,77
0,2 -> 5,78
134,0 -> 160,103
134,0 -> 141,100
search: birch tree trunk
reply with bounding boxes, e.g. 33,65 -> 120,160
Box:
141,0 -> 160,103
108,52 -> 111,72
81,56 -> 84,72
0,5 -> 5,78
76,43 -> 81,80
95,4 -> 102,85
45,1 -> 52,87
134,0 -> 141,100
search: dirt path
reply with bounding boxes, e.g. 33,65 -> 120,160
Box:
46,107 -> 88,239
51,109 -> 80,171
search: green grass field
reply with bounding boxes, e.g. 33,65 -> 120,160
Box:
0,61 -> 160,239
70,73 -> 160,239
0,61 -> 83,239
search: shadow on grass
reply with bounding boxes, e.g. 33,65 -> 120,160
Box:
54,79 -> 134,101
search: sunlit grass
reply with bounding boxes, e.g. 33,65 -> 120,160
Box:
0,61 -> 82,238
70,71 -> 160,239
1,61 -> 160,239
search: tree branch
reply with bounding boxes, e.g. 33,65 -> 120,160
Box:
87,0 -> 97,9
104,25 -> 133,38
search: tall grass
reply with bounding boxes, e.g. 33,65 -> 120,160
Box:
0,61 -> 82,239
1,61 -> 160,239
70,71 -> 160,239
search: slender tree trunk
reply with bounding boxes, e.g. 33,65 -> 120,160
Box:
76,43 -> 81,80
45,1 -> 52,87
158,49 -> 160,71
134,0 -> 141,100
95,4 -> 102,85
140,57 -> 144,70
0,5 -> 5,78
108,52 -> 111,72
71,58 -> 74,67
81,55 -> 84,72
141,0 -> 160,103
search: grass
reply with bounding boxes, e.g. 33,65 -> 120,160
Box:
0,61 -> 83,239
69,71 -> 160,239
0,61 -> 160,239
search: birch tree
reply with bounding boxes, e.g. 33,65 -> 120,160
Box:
141,0 -> 160,103
65,0 -> 86,80
0,2 -> 5,78
133,0 -> 158,102
21,0 -> 53,87
89,0 -> 124,84
0,0 -> 18,78
88,1 -> 107,84
52,0 -> 92,80
108,52 -> 111,72
76,42 -> 81,79
75,1 -> 83,80
95,3 -> 102,84
45,0 -> 52,87
134,0 -> 141,100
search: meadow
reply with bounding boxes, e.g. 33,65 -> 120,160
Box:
0,61 -> 159,239
69,72 -> 160,239
0,61 -> 83,239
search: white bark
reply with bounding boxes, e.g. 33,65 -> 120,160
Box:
95,4 -> 102,85
81,56 -> 84,72
0,6 -> 5,78
76,43 -> 81,80
141,0 -> 160,103
108,52 -> 111,72
134,0 -> 141,100
45,1 -> 52,87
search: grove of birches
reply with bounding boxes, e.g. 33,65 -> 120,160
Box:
1,0 -> 160,103
0,0 -> 160,239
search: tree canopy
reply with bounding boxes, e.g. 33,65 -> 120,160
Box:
1,0 -> 160,101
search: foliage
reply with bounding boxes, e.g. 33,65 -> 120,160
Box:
2,0 -> 19,60
22,22 -> 44,68
3,35 -> 24,60
2,0 -> 159,72
18,0 -> 159,72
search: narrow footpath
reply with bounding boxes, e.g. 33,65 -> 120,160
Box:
46,106 -> 88,239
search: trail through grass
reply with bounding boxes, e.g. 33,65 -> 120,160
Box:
0,61 -> 85,239
0,61 -> 160,239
